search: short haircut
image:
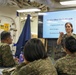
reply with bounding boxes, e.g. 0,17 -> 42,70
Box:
1,31 -> 11,40
23,38 -> 47,62
65,36 -> 76,53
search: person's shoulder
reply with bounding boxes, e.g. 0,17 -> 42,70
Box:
25,57 -> 53,70
16,62 -> 26,70
0,43 -> 10,51
0,43 -> 9,50
55,56 -> 66,64
72,33 -> 76,38
73,33 -> 76,36
18,62 -> 36,75
0,43 -> 8,47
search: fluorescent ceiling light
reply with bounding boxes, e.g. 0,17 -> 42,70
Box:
17,8 -> 41,12
38,13 -> 47,15
60,1 -> 76,5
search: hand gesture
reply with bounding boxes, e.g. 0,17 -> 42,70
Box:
59,32 -> 64,37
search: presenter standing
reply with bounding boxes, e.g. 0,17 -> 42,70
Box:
57,22 -> 76,47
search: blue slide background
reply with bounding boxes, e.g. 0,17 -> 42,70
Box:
43,10 -> 76,38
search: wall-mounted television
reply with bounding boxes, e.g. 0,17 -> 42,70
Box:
38,10 -> 76,38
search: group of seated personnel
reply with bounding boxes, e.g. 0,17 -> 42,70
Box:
0,31 -> 76,75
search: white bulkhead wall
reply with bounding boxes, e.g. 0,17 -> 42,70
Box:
0,6 -> 38,43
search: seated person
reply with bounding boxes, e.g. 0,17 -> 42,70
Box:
0,31 -> 15,67
12,38 -> 57,75
55,36 -> 76,75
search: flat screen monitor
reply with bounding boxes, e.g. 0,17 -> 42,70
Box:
38,10 -> 76,38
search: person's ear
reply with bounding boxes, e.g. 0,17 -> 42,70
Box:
6,38 -> 9,42
6,38 -> 8,40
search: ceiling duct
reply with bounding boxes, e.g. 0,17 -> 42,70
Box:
0,0 -> 8,6
0,0 -> 18,7
12,0 -> 50,12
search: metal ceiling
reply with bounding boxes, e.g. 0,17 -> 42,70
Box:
0,0 -> 76,12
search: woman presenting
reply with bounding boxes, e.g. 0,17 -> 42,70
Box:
57,22 -> 76,47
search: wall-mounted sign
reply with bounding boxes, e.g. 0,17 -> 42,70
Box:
0,15 -> 16,33
0,23 -> 10,31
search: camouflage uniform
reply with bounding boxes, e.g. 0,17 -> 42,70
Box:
61,33 -> 76,47
12,57 -> 57,75
0,43 -> 15,67
55,53 -> 76,75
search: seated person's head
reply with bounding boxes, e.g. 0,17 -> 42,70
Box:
23,38 -> 47,63
1,31 -> 12,44
65,36 -> 76,54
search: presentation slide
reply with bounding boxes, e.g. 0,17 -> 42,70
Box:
43,10 -> 76,38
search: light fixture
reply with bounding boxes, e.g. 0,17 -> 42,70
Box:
21,17 -> 32,20
38,13 -> 47,15
21,17 -> 24,20
17,8 -> 41,13
60,0 -> 76,5
25,17 -> 32,19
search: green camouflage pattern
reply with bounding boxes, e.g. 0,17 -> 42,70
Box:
12,57 -> 57,75
61,34 -> 76,47
0,42 -> 15,67
55,53 -> 76,75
